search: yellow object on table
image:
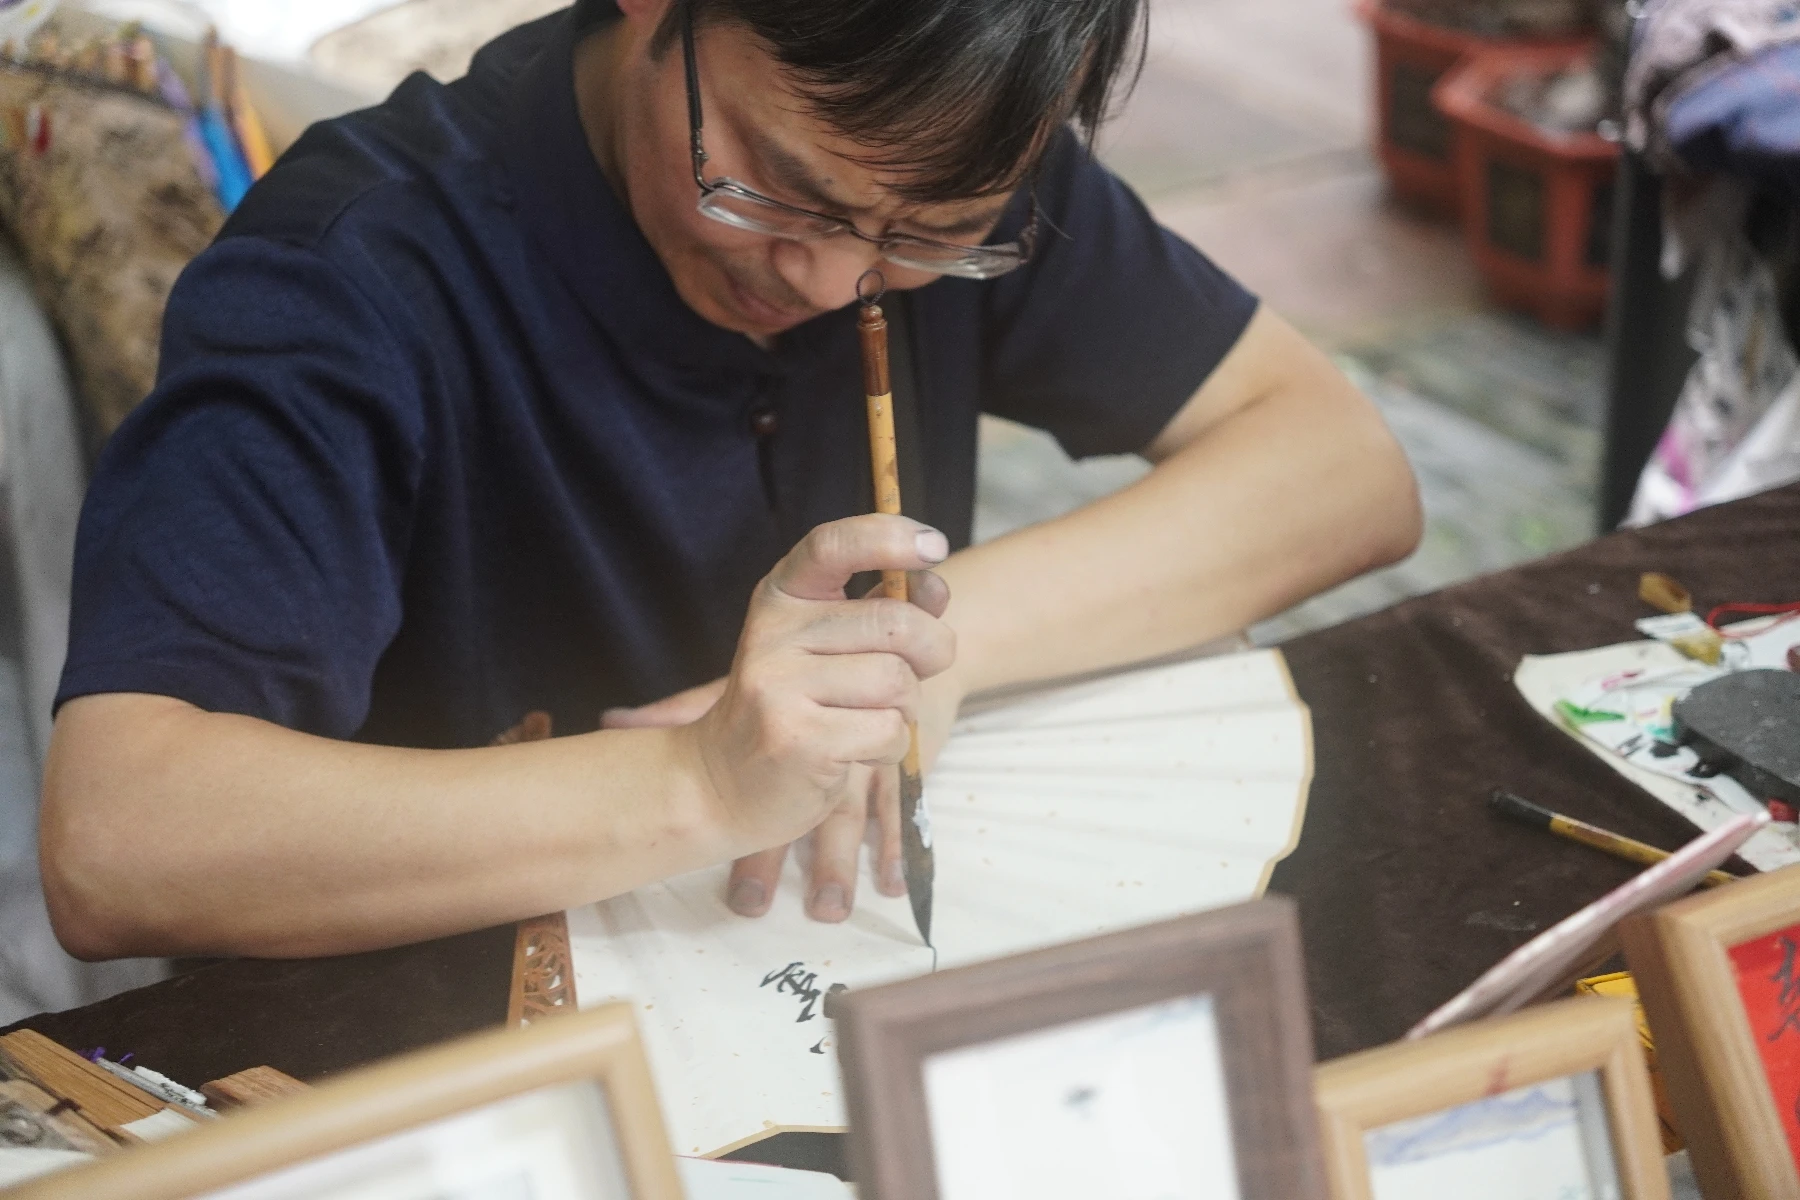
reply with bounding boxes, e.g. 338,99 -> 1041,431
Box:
1577,971 -> 1684,1152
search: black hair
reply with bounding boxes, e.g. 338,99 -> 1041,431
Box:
652,0 -> 1146,203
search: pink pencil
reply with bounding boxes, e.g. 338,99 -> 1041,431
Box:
1407,808 -> 1770,1040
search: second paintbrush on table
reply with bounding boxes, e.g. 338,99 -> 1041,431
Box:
1489,788 -> 1740,888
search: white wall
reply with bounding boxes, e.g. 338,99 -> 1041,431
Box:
79,0 -> 404,63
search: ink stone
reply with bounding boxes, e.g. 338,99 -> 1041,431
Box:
1674,670 -> 1800,805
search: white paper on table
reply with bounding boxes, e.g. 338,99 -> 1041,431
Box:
1514,632 -> 1800,871
676,1156 -> 855,1199
566,649 -> 1313,1157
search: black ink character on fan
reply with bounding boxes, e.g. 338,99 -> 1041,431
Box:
762,961 -> 828,1022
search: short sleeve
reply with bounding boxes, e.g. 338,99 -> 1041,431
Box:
981,130 -> 1259,458
56,236 -> 424,738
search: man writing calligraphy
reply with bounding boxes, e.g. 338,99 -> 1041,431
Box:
41,0 -> 1420,958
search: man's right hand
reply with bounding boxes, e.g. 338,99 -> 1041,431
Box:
679,514 -> 955,860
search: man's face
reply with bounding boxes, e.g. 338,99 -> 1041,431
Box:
580,11 -> 1017,339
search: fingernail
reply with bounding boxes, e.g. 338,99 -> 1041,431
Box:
810,883 -> 849,921
915,529 -> 949,563
728,879 -> 766,914
882,860 -> 906,894
600,707 -> 629,724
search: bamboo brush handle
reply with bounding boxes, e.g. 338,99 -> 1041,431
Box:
858,298 -> 924,778
858,301 -> 907,604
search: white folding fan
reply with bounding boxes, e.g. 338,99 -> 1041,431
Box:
563,649 -> 1314,1157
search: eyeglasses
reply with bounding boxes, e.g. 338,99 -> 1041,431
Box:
679,0 -> 1037,280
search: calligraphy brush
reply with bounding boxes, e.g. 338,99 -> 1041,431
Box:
856,270 -> 935,948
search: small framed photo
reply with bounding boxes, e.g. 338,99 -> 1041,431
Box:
1621,862 -> 1800,1198
1313,995 -> 1669,1200
16,1002 -> 684,1200
833,896 -> 1326,1200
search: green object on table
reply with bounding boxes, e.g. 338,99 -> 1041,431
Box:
1555,699 -> 1625,727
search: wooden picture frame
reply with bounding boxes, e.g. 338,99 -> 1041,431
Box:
1317,993 -> 1663,1200
1620,863 -> 1800,1199
1313,996 -> 1670,1200
834,896 -> 1325,1200
12,1002 -> 683,1200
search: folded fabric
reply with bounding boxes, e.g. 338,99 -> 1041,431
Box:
0,66 -> 222,441
1667,41 -> 1800,195
1628,215 -> 1800,522
1624,0 -> 1800,173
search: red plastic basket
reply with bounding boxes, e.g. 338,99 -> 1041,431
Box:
1358,0 -> 1588,217
1434,44 -> 1619,330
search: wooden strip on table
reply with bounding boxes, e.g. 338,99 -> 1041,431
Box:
200,1066 -> 310,1110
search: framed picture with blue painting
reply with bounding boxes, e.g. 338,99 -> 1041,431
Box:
1622,863 -> 1800,1199
1312,995 -> 1670,1200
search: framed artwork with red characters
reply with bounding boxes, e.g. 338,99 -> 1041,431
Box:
1727,924 -> 1800,1158
1622,864 -> 1800,1199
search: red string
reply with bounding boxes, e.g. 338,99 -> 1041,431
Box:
1706,601 -> 1800,637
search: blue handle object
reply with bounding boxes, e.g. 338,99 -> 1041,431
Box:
200,107 -> 252,211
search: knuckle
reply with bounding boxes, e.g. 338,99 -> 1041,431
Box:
736,663 -> 778,709
932,624 -> 958,673
807,521 -> 851,570
880,711 -> 909,759
741,588 -> 784,641
866,599 -> 914,647
884,655 -> 915,700
757,701 -> 809,759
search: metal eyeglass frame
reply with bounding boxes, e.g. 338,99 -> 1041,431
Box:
679,0 -> 1038,280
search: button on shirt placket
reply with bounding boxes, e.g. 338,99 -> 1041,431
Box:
747,384 -> 782,515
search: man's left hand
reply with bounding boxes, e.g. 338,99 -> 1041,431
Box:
601,632 -> 961,923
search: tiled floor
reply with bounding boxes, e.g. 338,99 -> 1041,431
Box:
977,0 -> 1607,642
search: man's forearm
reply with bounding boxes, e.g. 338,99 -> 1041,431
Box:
41,694 -> 728,959
937,312 -> 1421,698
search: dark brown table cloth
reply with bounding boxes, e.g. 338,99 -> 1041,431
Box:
8,481 -> 1799,1175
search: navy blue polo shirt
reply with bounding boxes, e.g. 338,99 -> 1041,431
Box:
57,4 -> 1257,750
